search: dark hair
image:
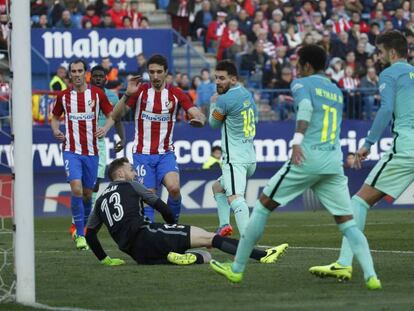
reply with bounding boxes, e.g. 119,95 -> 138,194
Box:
91,65 -> 105,74
201,68 -> 210,75
69,59 -> 87,71
147,54 -> 168,71
212,146 -> 222,153
215,60 -> 238,77
108,157 -> 129,181
297,44 -> 327,71
376,30 -> 408,58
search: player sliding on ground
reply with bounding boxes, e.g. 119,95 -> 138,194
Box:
85,157 -> 288,266
309,30 -> 414,282
209,45 -> 381,290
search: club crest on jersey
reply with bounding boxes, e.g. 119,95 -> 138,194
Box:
164,100 -> 174,109
88,99 -> 96,108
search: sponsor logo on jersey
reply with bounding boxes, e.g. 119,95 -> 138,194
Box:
141,111 -> 171,122
379,83 -> 386,93
291,83 -> 304,93
68,112 -> 95,121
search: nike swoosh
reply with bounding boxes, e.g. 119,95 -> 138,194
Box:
330,266 -> 348,271
263,250 -> 277,258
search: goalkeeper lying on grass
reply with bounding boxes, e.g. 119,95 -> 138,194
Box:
85,157 -> 289,266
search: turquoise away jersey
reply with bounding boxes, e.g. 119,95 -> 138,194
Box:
215,85 -> 258,164
97,88 -> 119,127
291,74 -> 344,174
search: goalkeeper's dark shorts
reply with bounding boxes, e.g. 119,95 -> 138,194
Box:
130,223 -> 191,264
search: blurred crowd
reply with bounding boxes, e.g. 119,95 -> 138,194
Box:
28,0 -> 414,121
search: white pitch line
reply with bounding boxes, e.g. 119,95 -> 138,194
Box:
22,302 -> 102,311
259,245 -> 414,255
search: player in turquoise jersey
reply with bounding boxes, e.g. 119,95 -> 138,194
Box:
210,45 -> 381,290
209,60 -> 258,237
310,30 -> 414,281
69,65 -> 125,238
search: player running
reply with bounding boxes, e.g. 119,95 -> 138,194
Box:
209,45 -> 381,290
309,30 -> 414,282
51,59 -> 114,250
85,157 -> 288,266
111,54 -> 206,223
209,60 -> 258,237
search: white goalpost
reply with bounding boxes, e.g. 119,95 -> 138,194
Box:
11,0 -> 35,304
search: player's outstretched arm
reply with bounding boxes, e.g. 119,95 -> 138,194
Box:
114,120 -> 126,152
188,106 -> 206,127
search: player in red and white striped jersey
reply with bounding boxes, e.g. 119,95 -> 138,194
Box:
51,59 -> 114,250
112,54 -> 206,222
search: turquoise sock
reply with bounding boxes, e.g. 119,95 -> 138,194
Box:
338,220 -> 376,280
338,195 -> 370,266
91,192 -> 97,209
214,192 -> 231,227
230,197 -> 250,236
232,201 -> 271,273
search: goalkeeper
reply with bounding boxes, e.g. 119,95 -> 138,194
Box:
85,157 -> 288,266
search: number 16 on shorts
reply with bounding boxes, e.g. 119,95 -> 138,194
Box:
136,164 -> 146,184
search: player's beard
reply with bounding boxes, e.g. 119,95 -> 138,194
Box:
217,84 -> 230,94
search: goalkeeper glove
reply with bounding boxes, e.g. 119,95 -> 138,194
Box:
100,256 -> 125,266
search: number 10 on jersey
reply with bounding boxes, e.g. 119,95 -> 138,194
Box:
241,108 -> 256,138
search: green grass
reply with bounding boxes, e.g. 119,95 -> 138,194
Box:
1,210 -> 414,311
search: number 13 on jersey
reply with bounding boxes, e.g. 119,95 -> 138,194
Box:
241,108 -> 256,138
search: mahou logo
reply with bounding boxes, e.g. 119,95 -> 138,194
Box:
42,30 -> 143,59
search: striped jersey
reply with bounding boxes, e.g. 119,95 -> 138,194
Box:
127,83 -> 193,154
52,85 -> 113,156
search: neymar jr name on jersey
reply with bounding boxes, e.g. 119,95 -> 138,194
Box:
315,88 -> 343,104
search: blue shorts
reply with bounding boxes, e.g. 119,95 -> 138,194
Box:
62,151 -> 99,189
133,152 -> 179,189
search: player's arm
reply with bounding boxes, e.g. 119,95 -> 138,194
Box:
114,120 -> 125,152
290,81 -> 313,165
85,207 -> 125,266
177,88 -> 206,127
208,95 -> 226,129
96,90 -> 115,138
354,73 -> 395,168
112,76 -> 142,122
130,181 -> 175,224
50,93 -> 65,141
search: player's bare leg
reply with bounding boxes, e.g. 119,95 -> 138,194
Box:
163,171 -> 182,222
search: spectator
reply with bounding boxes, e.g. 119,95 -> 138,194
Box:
196,68 -> 215,116
32,14 -> 49,28
253,10 -> 269,32
320,30 -> 333,55
368,22 -> 380,45
345,51 -> 357,71
192,0 -> 214,41
99,14 -> 115,28
0,72 -> 10,123
300,0 -> 315,25
384,20 -> 394,32
359,32 -> 376,54
256,28 -> 276,58
81,4 -> 100,28
331,31 -> 354,59
273,67 -> 294,120
205,11 -> 227,53
217,19 -> 243,61
188,75 -> 201,104
339,66 -> 360,118
55,9 -> 76,29
122,15 -> 132,28
241,40 -> 269,85
237,9 -> 253,37
262,58 -> 281,89
270,22 -> 288,49
83,20 -> 93,29
168,0 -> 194,39
202,146 -> 222,169
348,22 -> 361,49
329,12 -> 351,34
270,9 -> 285,29
349,11 -> 369,33
139,16 -> 150,29
106,0 -> 127,28
282,2 -> 295,24
317,0 -> 331,23
127,0 -> 142,29
371,7 -> 387,31
326,57 -> 345,83
312,12 -> 325,32
345,0 -> 363,14
286,23 -> 302,49
136,53 -> 149,81
355,41 -> 368,72
49,66 -> 68,91
258,0 -> 271,20
49,1 -> 65,27
293,10 -> 306,34
402,0 -> 411,21
101,57 -> 119,83
31,0 -> 48,17
359,66 -> 379,120
0,12 -> 8,59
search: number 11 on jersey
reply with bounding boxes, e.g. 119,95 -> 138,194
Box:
321,104 -> 337,144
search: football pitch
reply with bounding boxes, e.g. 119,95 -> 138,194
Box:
2,209 -> 414,311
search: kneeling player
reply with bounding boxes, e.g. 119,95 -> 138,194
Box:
85,157 -> 288,266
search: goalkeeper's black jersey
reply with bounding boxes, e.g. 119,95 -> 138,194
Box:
87,181 -> 158,253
